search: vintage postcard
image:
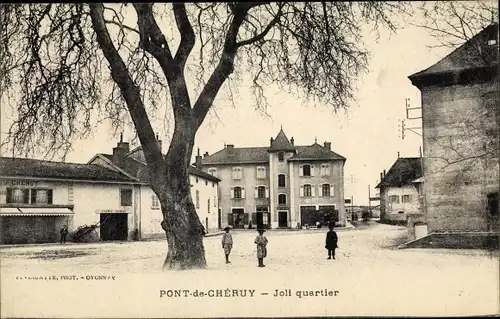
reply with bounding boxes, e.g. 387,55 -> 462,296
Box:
0,1 -> 499,318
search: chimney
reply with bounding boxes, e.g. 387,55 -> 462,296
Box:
290,137 -> 294,146
226,144 -> 234,152
383,170 -> 386,177
204,152 -> 209,158
195,148 -> 202,169
156,133 -> 162,153
380,172 -> 383,181
112,133 -> 129,167
397,151 -> 400,158
324,142 -> 331,151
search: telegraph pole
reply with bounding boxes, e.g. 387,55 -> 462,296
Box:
368,184 -> 371,216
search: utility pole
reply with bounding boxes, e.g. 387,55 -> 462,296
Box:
368,184 -> 371,217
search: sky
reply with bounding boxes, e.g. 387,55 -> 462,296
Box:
0,3 -> 460,205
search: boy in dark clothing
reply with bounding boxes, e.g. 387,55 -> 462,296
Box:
325,222 -> 338,259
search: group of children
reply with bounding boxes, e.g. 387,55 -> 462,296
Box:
221,222 -> 338,267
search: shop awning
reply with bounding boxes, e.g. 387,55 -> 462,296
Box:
0,207 -> 74,216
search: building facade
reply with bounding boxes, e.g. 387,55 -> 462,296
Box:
376,157 -> 423,225
88,135 -> 221,239
0,157 -> 140,244
199,129 -> 346,229
408,23 -> 499,234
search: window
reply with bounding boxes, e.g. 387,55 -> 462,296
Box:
233,186 -> 242,199
302,165 -> 311,176
214,195 -> 217,207
278,174 -> 286,187
195,190 -> 200,208
257,186 -> 266,199
256,166 -> 267,179
120,189 -> 133,206
398,211 -> 405,214
208,168 -> 217,177
402,195 -> 412,203
232,167 -> 242,180
321,164 -> 330,176
303,184 -> 312,197
212,182 -> 215,188
278,194 -> 287,205
151,194 -> 160,209
488,39 -> 497,46
389,195 -> 400,203
205,180 -> 208,186
6,188 -> 29,204
31,189 -> 53,204
321,184 -> 331,197
196,177 -> 199,183
208,199 -> 211,214
278,152 -> 284,162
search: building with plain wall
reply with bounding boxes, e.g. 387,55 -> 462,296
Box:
88,135 -> 221,239
199,129 -> 346,229
408,23 -> 499,235
0,157 -> 140,244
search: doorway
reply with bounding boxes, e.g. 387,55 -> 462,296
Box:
278,211 -> 288,228
100,213 -> 128,241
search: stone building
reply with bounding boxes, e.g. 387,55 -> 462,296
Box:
408,23 -> 499,238
198,129 -> 346,229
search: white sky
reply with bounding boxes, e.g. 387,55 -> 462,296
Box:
0,4 -> 459,205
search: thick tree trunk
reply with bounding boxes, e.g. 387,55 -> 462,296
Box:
157,127 -> 206,270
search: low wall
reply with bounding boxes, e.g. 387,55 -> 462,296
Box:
400,232 -> 499,249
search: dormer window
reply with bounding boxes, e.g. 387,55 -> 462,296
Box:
278,152 -> 284,162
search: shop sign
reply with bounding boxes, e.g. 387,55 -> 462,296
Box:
1,179 -> 39,187
96,209 -> 128,214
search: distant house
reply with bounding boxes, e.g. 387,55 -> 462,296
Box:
408,23 -> 499,239
88,134 -> 221,238
0,156 -> 139,244
376,157 -> 423,229
199,129 -> 346,229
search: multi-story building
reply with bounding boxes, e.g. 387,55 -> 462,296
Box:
198,129 -> 346,229
89,135 -> 221,238
408,23 -> 499,237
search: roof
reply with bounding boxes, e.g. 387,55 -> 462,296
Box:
289,143 -> 346,161
268,129 -> 296,152
375,157 -> 422,189
202,143 -> 345,165
100,149 -> 220,183
409,23 -> 499,85
0,157 -> 136,182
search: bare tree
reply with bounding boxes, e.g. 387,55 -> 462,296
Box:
0,3 -> 411,269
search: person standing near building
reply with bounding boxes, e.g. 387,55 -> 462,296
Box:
254,228 -> 268,267
325,222 -> 338,260
221,226 -> 233,264
60,225 -> 68,244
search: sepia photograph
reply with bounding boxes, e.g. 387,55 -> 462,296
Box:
0,1 -> 499,318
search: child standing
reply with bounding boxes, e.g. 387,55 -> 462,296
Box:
325,222 -> 338,260
254,228 -> 268,267
221,226 -> 233,264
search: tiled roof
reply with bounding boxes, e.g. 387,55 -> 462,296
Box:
102,149 -> 221,183
202,143 -> 345,165
202,147 -> 270,165
375,157 -> 422,189
268,129 -> 296,152
0,156 -> 136,182
289,143 -> 346,161
409,23 -> 498,81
